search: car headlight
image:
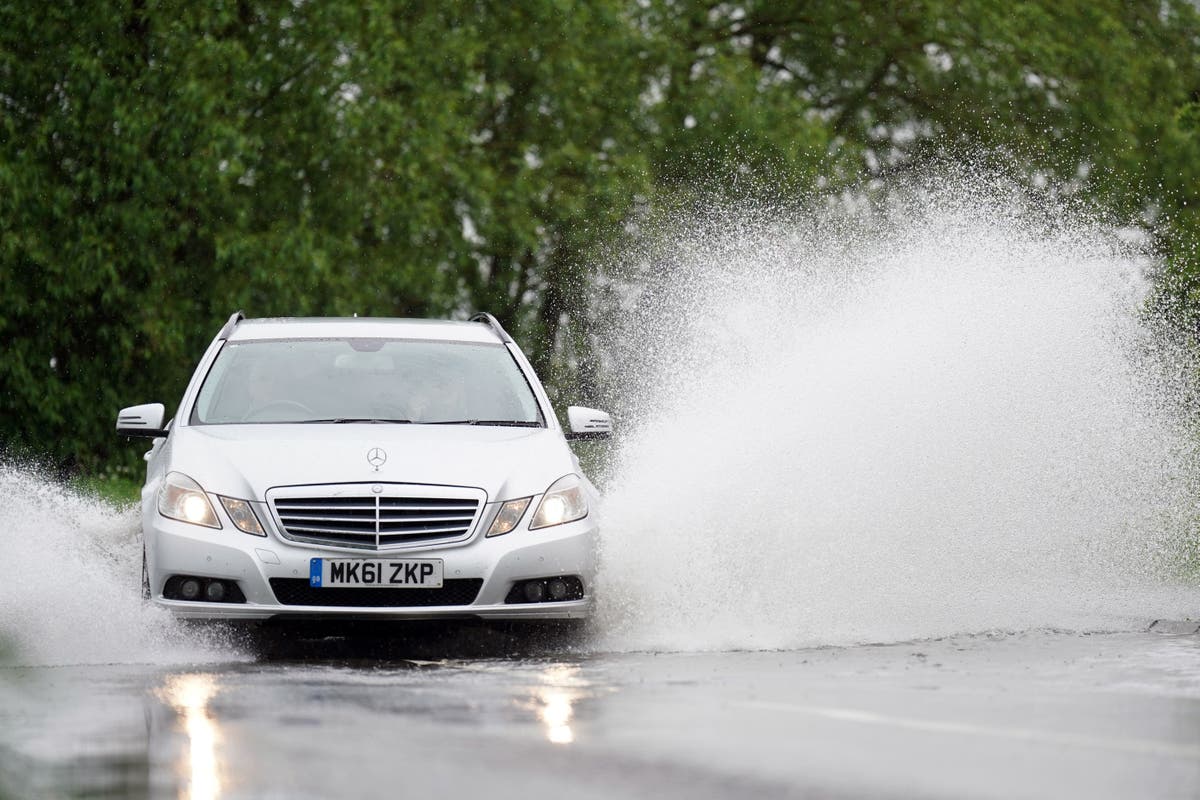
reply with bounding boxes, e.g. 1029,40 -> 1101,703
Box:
529,475 -> 588,530
219,496 -> 266,536
158,472 -> 221,529
487,497 -> 532,537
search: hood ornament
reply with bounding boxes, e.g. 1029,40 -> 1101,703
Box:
366,447 -> 387,471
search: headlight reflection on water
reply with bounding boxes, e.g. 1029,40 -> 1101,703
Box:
531,665 -> 588,745
158,673 -> 222,800
539,690 -> 575,744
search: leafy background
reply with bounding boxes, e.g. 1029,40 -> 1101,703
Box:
2,0 -> 1199,478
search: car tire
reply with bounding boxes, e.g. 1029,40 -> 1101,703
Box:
141,546 -> 150,601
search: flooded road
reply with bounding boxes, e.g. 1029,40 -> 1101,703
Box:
3,626 -> 1199,800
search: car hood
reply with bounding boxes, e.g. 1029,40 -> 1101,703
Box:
167,424 -> 578,503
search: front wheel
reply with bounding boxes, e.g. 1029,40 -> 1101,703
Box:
141,546 -> 150,601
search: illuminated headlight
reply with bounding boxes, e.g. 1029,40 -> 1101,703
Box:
487,497 -> 532,537
158,472 -> 221,529
219,496 -> 266,536
529,475 -> 588,530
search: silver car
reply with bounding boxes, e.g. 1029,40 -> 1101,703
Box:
116,313 -> 610,622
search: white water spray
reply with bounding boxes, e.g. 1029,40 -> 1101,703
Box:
0,466 -> 237,666
595,183 -> 1200,651
0,182 -> 1196,662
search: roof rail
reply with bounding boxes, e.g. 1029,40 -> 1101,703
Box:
469,312 -> 513,343
217,310 -> 245,340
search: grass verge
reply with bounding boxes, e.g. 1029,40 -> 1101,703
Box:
71,472 -> 141,506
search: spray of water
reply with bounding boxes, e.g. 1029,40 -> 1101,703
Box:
594,178 -> 1200,651
1,178 -> 1196,662
0,464 -> 238,666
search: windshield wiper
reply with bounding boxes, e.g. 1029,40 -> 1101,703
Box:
426,420 -> 542,427
299,418 -> 413,424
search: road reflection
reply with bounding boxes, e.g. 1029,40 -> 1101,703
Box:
532,664 -> 588,745
158,673 -> 222,800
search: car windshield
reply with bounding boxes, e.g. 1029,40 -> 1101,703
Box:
191,338 -> 543,425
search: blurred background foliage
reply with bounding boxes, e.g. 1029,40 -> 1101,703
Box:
2,0 -> 1199,476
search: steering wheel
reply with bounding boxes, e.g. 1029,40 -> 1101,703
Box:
243,400 -> 316,422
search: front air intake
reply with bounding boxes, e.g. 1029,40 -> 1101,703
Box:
269,578 -> 483,607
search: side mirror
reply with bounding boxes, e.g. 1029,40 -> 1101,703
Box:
565,406 -> 612,441
117,403 -> 168,438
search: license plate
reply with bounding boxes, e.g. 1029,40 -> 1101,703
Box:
309,558 -> 443,588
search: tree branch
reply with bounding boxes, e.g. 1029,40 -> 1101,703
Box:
832,54 -> 896,135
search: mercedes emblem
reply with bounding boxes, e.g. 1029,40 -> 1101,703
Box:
366,447 -> 387,470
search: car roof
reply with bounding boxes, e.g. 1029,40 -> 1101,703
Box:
226,317 -> 503,344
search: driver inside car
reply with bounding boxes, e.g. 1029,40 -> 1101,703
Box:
405,366 -> 470,422
241,357 -> 295,421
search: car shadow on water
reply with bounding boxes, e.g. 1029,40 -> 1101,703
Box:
218,618 -> 594,663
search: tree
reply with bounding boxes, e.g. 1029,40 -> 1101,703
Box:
635,1 -> 1200,216
0,0 -> 655,469
4,0 -> 1200,473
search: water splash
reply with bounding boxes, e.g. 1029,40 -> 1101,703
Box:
0,464 -> 239,666
1,179 -> 1197,661
594,180 -> 1200,651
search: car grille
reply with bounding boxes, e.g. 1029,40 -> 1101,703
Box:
269,486 -> 483,551
269,578 -> 483,607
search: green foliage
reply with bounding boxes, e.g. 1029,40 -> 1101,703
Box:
639,1 -> 1200,204
3,1 -> 1200,473
0,0 -> 653,468
71,464 -> 142,506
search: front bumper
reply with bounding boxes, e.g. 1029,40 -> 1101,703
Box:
145,508 -> 597,621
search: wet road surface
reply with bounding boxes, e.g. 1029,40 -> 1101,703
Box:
2,625 -> 1199,799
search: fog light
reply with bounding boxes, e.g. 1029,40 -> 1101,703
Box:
523,581 -> 545,603
547,578 -> 568,601
180,578 -> 201,601
204,581 -> 227,602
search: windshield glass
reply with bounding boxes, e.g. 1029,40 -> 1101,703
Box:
191,338 -> 543,425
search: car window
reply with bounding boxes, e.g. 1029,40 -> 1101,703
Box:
191,338 -> 543,425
